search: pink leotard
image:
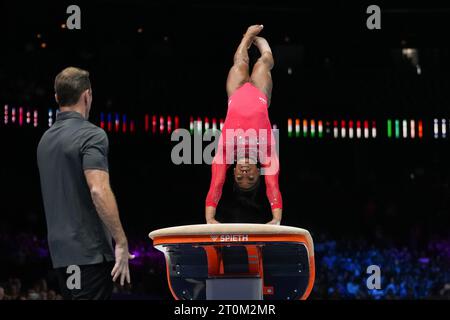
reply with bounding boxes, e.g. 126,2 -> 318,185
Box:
205,82 -> 282,210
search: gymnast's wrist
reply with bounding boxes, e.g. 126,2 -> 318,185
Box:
270,218 -> 281,225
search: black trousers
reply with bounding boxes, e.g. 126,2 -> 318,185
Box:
55,260 -> 115,300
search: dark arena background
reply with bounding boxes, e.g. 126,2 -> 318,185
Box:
0,0 -> 449,305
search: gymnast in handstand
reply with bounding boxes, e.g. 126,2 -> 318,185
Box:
205,25 -> 282,225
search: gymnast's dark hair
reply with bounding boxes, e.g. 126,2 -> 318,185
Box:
232,178 -> 262,212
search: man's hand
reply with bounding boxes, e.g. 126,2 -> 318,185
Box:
266,218 -> 281,225
206,218 -> 221,224
111,243 -> 135,286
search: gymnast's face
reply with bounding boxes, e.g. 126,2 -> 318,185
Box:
234,158 -> 260,190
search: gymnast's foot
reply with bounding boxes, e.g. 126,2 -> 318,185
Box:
253,36 -> 272,55
243,25 -> 264,48
245,25 -> 263,38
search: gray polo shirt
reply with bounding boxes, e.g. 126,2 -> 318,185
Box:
37,111 -> 114,268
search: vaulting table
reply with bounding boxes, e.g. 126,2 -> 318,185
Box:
149,224 -> 315,300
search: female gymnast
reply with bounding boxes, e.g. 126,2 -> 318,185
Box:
205,25 -> 282,225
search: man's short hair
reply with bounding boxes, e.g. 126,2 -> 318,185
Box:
54,67 -> 91,106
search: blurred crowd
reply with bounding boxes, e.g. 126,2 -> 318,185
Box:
0,232 -> 449,300
312,235 -> 450,299
0,278 -> 62,300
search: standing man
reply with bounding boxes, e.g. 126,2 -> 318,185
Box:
37,67 -> 133,300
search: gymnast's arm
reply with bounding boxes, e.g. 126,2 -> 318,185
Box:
262,152 -> 283,225
205,159 -> 228,224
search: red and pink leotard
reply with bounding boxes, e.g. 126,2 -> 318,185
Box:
205,82 -> 282,210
